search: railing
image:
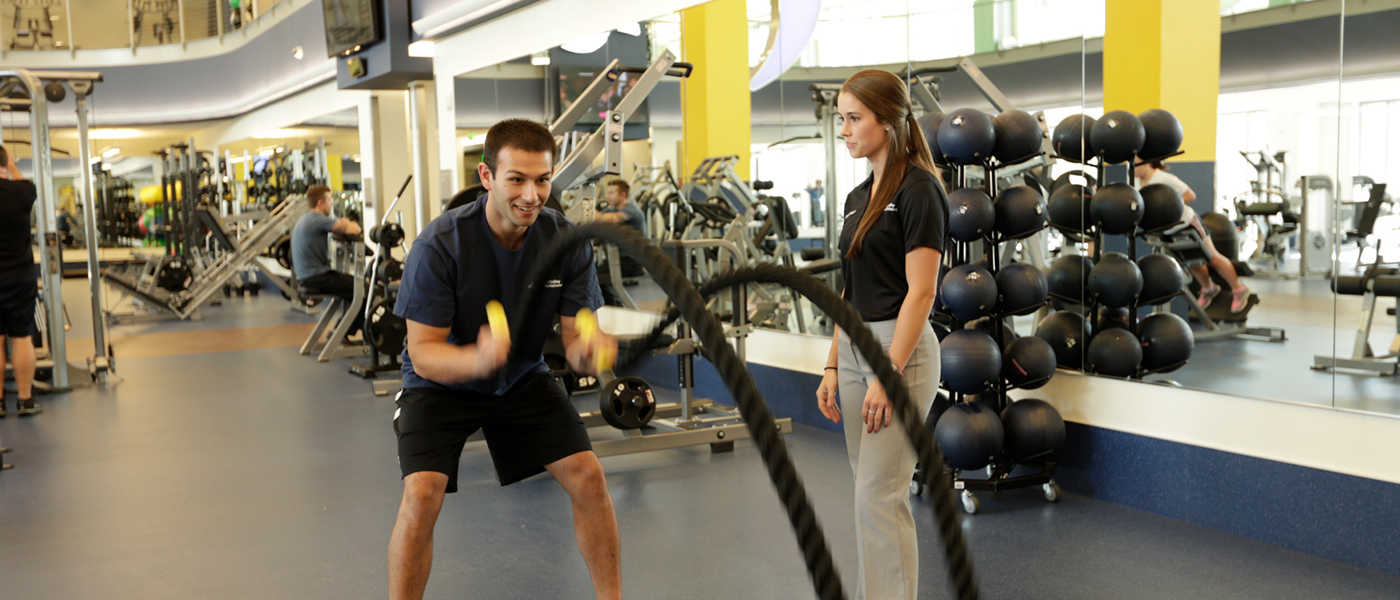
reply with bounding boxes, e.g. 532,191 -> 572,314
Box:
0,0 -> 290,53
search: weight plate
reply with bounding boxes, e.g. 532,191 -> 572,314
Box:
367,297 -> 407,356
599,376 -> 657,429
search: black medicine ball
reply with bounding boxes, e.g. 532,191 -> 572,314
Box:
934,401 -> 1005,471
946,187 -> 996,242
992,109 -> 1043,164
1000,399 -> 1066,460
1052,114 -> 1096,162
1086,328 -> 1142,377
1046,255 -> 1094,303
1092,305 -> 1131,332
1137,253 -> 1185,305
1002,336 -> 1056,390
1088,252 -> 1143,308
995,262 -> 1049,316
941,264 -> 998,321
1090,110 -> 1146,164
1034,311 -> 1091,370
937,108 -> 997,165
1138,183 -> 1185,231
918,112 -> 949,166
1090,183 -> 1145,234
1048,184 -> 1093,236
939,329 -> 1003,394
1139,313 -> 1194,373
1138,109 -> 1184,160
993,185 -> 1047,240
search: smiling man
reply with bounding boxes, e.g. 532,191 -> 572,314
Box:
387,119 -> 620,600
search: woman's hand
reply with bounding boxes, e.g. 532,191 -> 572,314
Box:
816,371 -> 841,424
863,379 -> 893,433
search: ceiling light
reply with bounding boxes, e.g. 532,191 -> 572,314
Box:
102,146 -> 121,158
101,163 -> 112,171
88,129 -> 144,140
90,156 -> 102,164
408,40 -> 435,58
293,45 -> 305,60
615,23 -> 642,37
259,149 -> 275,157
530,52 -> 550,66
561,31 -> 610,54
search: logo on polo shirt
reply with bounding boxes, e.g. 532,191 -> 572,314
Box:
546,279 -> 563,288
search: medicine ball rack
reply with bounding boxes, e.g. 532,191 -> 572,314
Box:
929,151 -> 1063,515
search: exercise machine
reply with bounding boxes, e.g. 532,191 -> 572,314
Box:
1313,262 -> 1400,375
1143,222 -> 1286,343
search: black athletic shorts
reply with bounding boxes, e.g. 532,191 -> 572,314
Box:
394,371 -> 592,492
0,276 -> 37,338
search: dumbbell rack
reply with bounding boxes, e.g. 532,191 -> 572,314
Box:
932,157 -> 1062,514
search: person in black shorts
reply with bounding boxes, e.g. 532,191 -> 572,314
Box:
290,184 -> 364,337
0,145 -> 42,417
387,119 -> 620,600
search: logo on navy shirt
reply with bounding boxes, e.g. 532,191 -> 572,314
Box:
546,279 -> 563,288
884,203 -> 898,212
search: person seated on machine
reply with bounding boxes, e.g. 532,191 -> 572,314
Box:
1136,160 -> 1251,313
594,179 -> 647,306
387,118 -> 620,600
291,184 -> 365,337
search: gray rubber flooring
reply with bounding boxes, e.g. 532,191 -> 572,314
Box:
3,288 -> 1400,599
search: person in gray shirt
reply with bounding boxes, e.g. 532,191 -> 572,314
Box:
594,180 -> 647,306
291,185 -> 364,336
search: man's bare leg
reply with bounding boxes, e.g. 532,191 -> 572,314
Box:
11,335 -> 35,401
388,471 -> 449,600
546,451 -> 621,600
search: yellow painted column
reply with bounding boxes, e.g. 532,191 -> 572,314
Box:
1104,0 -> 1220,161
680,0 -> 751,180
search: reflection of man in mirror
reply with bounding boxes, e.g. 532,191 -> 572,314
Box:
1135,160 -> 1250,313
806,179 -> 825,227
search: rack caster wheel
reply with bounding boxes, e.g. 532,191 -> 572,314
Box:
909,478 -> 924,497
1043,481 -> 1061,503
961,490 -> 980,515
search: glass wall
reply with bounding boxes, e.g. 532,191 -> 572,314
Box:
0,0 -> 289,51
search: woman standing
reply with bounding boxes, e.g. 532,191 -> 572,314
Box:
814,70 -> 948,600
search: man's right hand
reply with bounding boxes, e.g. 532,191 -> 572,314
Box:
470,324 -> 510,379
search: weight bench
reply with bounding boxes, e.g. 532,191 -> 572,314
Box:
1313,266 -> 1400,375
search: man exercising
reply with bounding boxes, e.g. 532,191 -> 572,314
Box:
388,119 -> 621,600
595,179 -> 646,306
0,145 -> 41,417
290,184 -> 364,336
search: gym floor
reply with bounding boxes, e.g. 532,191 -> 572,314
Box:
2,280 -> 1399,599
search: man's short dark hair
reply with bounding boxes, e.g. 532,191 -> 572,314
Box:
0,145 -> 8,166
307,185 -> 332,208
607,179 -> 630,197
483,119 -> 557,175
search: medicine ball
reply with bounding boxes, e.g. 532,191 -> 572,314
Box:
1090,110 -> 1146,163
992,109 -> 1043,164
1048,184 -> 1093,236
937,108 -> 996,165
939,329 -> 1003,394
946,187 -> 996,242
934,401 -> 1005,471
43,81 -> 66,103
1034,311 -> 1091,370
993,185 -> 1047,240
1000,399 -> 1066,460
1137,253 -> 1185,305
1138,313 -> 1194,373
996,262 -> 1049,316
1052,114 -> 1096,162
974,313 -> 1019,345
1046,255 -> 1094,303
1199,212 -> 1238,262
941,264 -> 998,321
918,112 -> 949,166
1088,252 -> 1143,308
1138,183 -> 1185,231
1090,183 -> 1145,234
1002,336 -> 1056,389
1093,305 -> 1131,332
1138,109 -> 1184,160
1086,328 -> 1142,377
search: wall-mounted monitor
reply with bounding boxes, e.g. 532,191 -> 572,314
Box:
322,0 -> 382,58
556,66 -> 649,127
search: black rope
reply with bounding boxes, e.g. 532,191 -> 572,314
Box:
515,223 -> 978,600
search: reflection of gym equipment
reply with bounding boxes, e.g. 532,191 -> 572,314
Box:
6,0 -> 61,49
132,0 -> 179,45
1342,179 -> 1395,269
1314,264 -> 1400,375
1233,151 -> 1333,278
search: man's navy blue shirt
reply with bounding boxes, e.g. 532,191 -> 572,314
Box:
394,196 -> 603,396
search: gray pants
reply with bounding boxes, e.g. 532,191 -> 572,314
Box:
837,320 -> 939,600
